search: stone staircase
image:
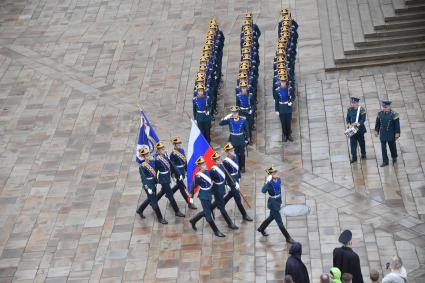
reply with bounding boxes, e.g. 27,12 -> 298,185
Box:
318,0 -> 425,70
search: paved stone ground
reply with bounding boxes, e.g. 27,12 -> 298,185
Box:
0,0 -> 424,282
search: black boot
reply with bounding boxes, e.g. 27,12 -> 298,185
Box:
208,220 -> 225,237
153,207 -> 168,224
222,211 -> 238,230
136,204 -> 146,219
257,217 -> 273,236
237,202 -> 253,221
170,199 -> 185,217
190,212 -> 204,231
279,225 -> 294,243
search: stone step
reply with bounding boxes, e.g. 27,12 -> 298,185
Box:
318,0 -> 337,70
398,3 -> 425,11
345,40 -> 425,55
394,0 -> 425,13
326,54 -> 425,71
405,0 -> 425,4
384,9 -> 425,21
337,0 -> 355,51
364,25 -> 425,38
374,18 -> 425,30
368,0 -> 386,27
355,33 -> 425,47
334,47 -> 425,64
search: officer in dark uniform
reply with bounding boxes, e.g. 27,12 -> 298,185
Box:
136,148 -> 168,224
375,100 -> 400,167
346,97 -> 367,163
193,83 -> 213,142
257,166 -> 294,243
189,157 -> 225,237
190,152 -> 239,230
222,143 -> 253,221
154,142 -> 185,217
210,152 -> 238,229
274,75 -> 295,142
236,80 -> 255,139
219,106 -> 249,172
169,137 -> 197,209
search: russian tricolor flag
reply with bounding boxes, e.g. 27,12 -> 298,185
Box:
187,120 -> 214,192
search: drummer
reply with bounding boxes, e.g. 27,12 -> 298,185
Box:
257,166 -> 294,243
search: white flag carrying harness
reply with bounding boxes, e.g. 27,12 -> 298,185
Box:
196,171 -> 212,189
344,107 -> 361,138
212,165 -> 225,179
224,157 -> 239,172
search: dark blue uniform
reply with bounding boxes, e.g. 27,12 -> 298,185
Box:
138,159 -> 159,209
257,177 -> 292,240
219,117 -> 249,170
346,106 -> 366,160
222,156 -> 252,221
274,86 -> 295,140
375,110 -> 400,164
236,93 -> 256,138
155,153 -> 184,215
193,96 -> 212,142
169,148 -> 193,207
191,170 -> 214,222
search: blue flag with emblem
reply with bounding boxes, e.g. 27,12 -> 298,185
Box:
136,111 -> 160,164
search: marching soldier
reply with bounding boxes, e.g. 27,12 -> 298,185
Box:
189,157 -> 225,237
169,137 -> 197,209
154,142 -> 185,217
190,152 -> 239,230
274,75 -> 295,142
193,84 -> 213,142
375,101 -> 400,167
236,80 -> 255,140
136,148 -> 168,224
346,97 -> 367,163
257,166 -> 294,243
219,106 -> 249,173
222,143 -> 253,221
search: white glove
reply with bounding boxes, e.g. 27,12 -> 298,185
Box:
189,198 -> 194,204
178,175 -> 183,181
206,111 -> 210,116
235,182 -> 240,190
275,112 -> 279,115
224,113 -> 232,120
249,110 -> 253,114
147,188 -> 153,195
266,175 -> 272,182
288,102 -> 293,106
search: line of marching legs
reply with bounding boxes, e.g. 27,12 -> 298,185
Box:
137,139 -> 294,243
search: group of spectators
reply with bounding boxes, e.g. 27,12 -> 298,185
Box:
284,230 -> 408,283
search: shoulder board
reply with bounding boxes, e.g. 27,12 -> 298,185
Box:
392,111 -> 399,119
240,116 -> 246,119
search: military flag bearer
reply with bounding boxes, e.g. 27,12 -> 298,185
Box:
189,157 -> 225,237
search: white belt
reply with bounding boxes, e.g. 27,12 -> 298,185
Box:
214,181 -> 225,185
146,177 -> 154,180
240,107 -> 249,110
270,194 -> 281,198
158,171 -> 169,174
176,165 -> 185,168
279,101 -> 288,105
231,173 -> 238,176
197,110 -> 206,113
231,132 -> 243,135
200,186 -> 212,190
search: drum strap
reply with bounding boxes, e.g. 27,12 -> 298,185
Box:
355,107 -> 360,123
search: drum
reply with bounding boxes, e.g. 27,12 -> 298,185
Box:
345,126 -> 358,138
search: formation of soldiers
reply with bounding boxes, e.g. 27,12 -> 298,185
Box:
273,9 -> 298,142
192,19 -> 225,143
137,11 -> 297,241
